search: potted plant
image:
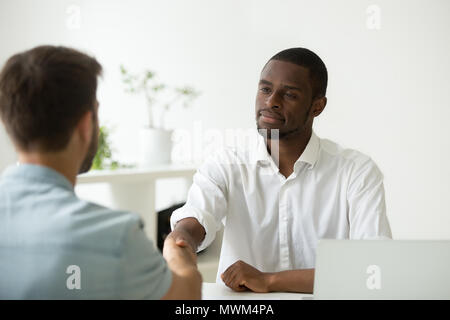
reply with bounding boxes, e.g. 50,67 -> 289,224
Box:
92,125 -> 132,170
120,65 -> 199,167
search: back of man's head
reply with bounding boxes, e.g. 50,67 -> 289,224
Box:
0,45 -> 102,152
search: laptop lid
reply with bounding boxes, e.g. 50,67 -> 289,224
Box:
313,240 -> 450,300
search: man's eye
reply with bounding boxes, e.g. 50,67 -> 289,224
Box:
260,87 -> 271,94
285,92 -> 297,99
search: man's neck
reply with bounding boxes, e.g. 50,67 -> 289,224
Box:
267,128 -> 312,178
18,152 -> 79,186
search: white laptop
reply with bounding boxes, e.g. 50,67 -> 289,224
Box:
313,240 -> 450,300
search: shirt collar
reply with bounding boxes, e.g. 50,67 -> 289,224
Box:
1,163 -> 74,191
251,133 -> 272,165
296,131 -> 320,169
252,131 -> 320,170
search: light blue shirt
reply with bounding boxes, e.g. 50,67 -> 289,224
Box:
0,164 -> 172,299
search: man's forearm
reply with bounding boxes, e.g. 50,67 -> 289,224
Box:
171,217 -> 206,252
266,269 -> 315,294
162,265 -> 202,300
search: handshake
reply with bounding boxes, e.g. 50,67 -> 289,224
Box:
161,218 -> 205,300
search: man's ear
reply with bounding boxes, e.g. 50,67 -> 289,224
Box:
76,111 -> 93,145
311,97 -> 327,118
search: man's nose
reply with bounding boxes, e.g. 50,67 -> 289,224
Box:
266,91 -> 282,109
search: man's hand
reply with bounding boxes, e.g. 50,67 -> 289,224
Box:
221,260 -> 272,293
166,217 -> 206,253
166,229 -> 197,253
163,236 -> 197,275
161,236 -> 202,300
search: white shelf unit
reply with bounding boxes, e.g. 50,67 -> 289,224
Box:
76,164 -> 196,244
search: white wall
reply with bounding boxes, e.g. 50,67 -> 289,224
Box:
0,0 -> 449,239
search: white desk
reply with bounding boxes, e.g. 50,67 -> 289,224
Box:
202,282 -> 313,300
75,164 -> 196,244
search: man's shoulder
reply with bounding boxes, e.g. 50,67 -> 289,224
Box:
35,197 -> 148,259
72,198 -> 140,223
65,198 -> 144,251
319,137 -> 378,170
12,188 -> 143,255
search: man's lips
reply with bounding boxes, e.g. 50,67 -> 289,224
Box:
259,110 -> 285,124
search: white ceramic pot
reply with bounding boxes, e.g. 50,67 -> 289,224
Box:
139,127 -> 173,167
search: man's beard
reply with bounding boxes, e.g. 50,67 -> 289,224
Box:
256,125 -> 301,140
78,119 -> 99,174
256,103 -> 312,140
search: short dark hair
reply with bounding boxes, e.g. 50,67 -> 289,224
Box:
269,47 -> 328,99
0,45 -> 102,152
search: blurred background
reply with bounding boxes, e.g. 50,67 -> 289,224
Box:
1,0 -> 449,241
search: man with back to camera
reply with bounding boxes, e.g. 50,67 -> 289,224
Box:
0,45 -> 201,299
168,47 -> 392,294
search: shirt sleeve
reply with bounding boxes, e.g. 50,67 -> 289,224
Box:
118,214 -> 172,299
347,157 -> 392,239
170,150 -> 229,252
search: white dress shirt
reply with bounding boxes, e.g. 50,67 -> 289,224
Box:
171,131 -> 392,284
